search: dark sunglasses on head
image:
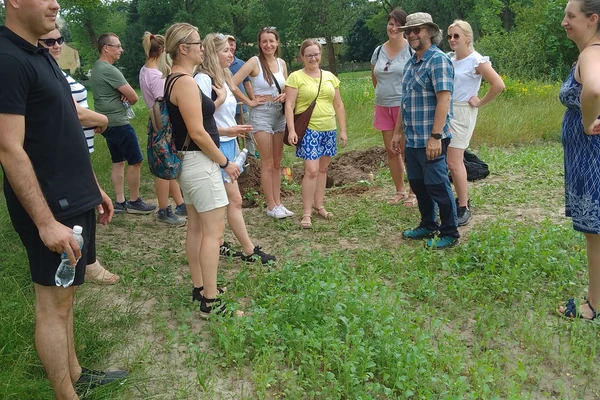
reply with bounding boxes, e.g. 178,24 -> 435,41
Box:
404,27 -> 422,36
447,34 -> 461,40
39,37 -> 64,46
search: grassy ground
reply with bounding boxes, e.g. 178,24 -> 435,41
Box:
2,73 -> 598,399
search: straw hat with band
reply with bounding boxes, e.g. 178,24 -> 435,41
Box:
398,12 -> 440,31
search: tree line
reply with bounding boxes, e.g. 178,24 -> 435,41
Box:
0,0 -> 575,83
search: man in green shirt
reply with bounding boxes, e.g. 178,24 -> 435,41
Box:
90,33 -> 155,214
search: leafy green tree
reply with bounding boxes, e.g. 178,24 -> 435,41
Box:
345,16 -> 381,62
0,4 -> 5,26
286,0 -> 367,74
59,0 -> 129,70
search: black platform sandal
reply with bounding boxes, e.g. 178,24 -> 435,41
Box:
192,286 -> 226,303
199,297 -> 227,319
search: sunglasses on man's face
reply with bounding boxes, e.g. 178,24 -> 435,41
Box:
39,37 -> 64,47
447,34 -> 461,40
404,27 -> 423,36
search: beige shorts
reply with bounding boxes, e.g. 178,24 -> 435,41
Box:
176,151 -> 228,213
449,101 -> 479,150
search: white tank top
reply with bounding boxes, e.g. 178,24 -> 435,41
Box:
249,56 -> 286,96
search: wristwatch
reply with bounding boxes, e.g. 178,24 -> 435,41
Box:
431,133 -> 442,140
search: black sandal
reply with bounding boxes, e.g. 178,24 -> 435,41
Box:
558,298 -> 598,321
192,286 -> 225,303
199,297 -> 227,318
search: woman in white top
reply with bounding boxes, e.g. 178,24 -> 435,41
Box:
371,8 -> 417,206
139,32 -> 187,227
233,27 -> 293,220
194,33 -> 275,264
447,20 -> 505,226
39,27 -> 120,285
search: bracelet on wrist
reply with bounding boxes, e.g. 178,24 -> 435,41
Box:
220,159 -> 230,169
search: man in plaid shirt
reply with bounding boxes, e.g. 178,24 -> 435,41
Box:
392,12 -> 459,249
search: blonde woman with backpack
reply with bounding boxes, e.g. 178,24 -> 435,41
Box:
162,23 -> 241,318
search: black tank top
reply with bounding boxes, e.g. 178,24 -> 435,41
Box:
165,74 -> 220,151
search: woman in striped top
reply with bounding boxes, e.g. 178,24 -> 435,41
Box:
39,27 -> 120,285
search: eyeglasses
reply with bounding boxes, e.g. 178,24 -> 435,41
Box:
383,60 -> 391,72
106,44 -> 122,49
262,26 -> 277,31
447,34 -> 461,40
404,27 -> 423,36
305,53 -> 320,60
39,37 -> 64,46
185,42 -> 203,48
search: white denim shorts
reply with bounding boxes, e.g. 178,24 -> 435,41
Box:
449,101 -> 479,150
249,103 -> 286,134
176,151 -> 228,213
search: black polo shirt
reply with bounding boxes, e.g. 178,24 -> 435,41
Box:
0,26 -> 101,232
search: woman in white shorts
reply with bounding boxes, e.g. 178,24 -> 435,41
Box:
162,23 -> 241,318
447,20 -> 505,226
233,27 -> 293,219
195,33 -> 276,264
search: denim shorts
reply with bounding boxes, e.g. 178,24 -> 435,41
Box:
219,139 -> 244,182
101,124 -> 144,165
296,128 -> 337,160
249,103 -> 286,134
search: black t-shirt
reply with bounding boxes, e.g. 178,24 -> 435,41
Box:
165,74 -> 220,151
0,27 -> 101,232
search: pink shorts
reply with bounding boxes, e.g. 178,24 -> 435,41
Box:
373,105 -> 400,131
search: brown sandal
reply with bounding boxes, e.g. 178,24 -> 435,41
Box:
85,261 -> 120,285
387,191 -> 408,205
403,194 -> 418,208
300,214 -> 312,229
313,206 -> 333,219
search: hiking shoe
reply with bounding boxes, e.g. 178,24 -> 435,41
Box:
75,367 -> 128,393
457,206 -> 472,226
455,198 -> 472,209
426,235 -> 459,250
402,227 -> 437,240
126,197 -> 156,214
240,246 -> 276,264
220,241 -> 242,258
175,203 -> 187,217
113,201 -> 126,214
157,206 -> 187,226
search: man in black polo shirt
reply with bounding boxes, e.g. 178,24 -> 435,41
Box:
0,1 -> 125,398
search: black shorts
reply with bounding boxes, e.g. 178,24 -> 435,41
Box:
18,209 -> 96,286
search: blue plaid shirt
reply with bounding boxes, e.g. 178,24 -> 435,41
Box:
401,45 -> 454,148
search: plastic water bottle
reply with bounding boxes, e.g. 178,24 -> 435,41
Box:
122,101 -> 135,119
55,225 -> 84,288
223,148 -> 248,183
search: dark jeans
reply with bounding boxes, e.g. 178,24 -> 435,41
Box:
404,138 -> 459,238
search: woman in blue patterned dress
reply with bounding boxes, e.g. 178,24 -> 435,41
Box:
557,0 -> 600,320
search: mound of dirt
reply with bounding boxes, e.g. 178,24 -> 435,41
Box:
237,146 -> 387,206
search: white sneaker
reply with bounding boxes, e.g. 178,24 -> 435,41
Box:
272,205 -> 289,219
279,204 -> 295,217
266,207 -> 276,217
